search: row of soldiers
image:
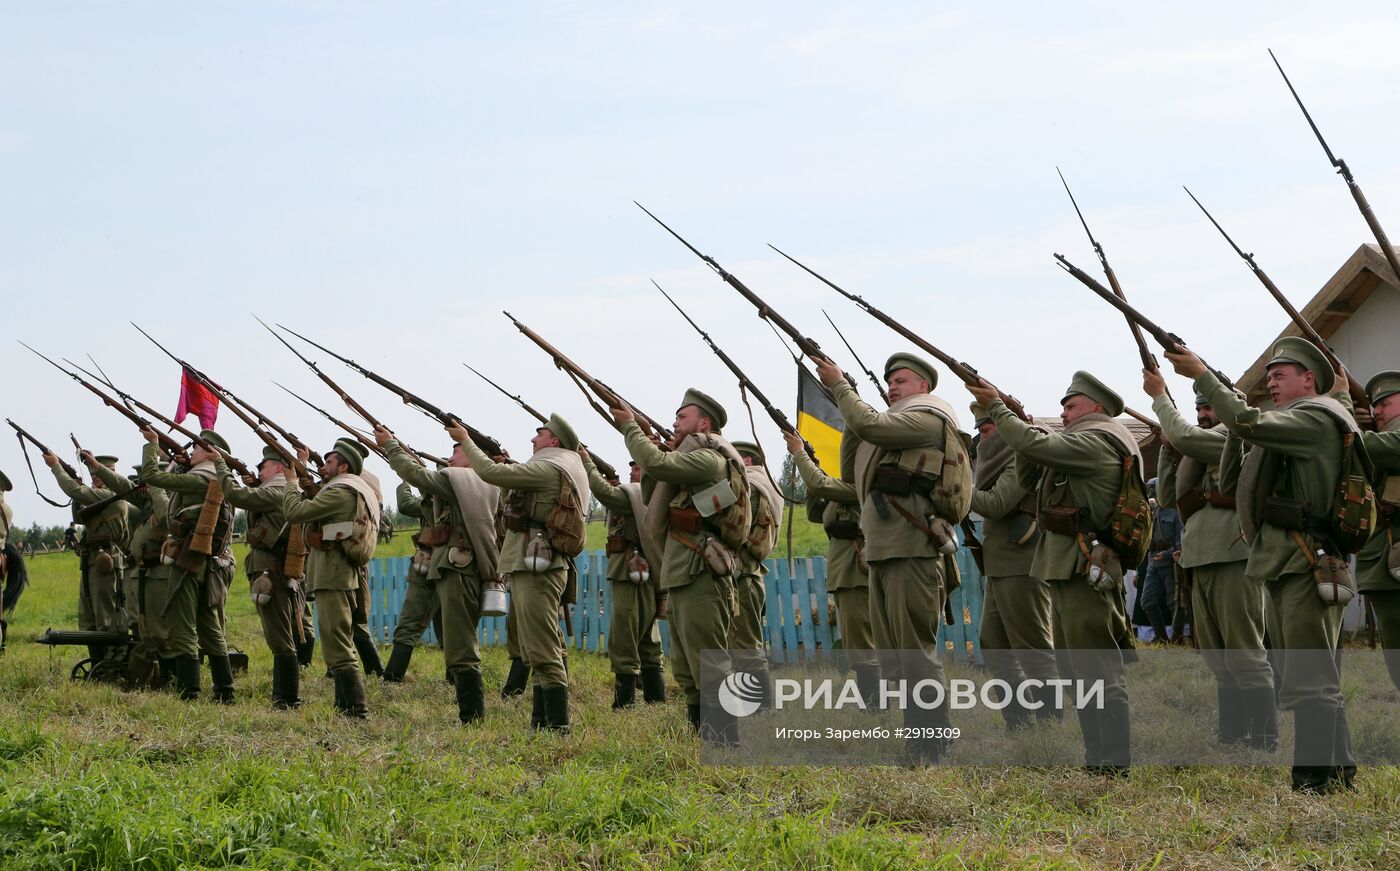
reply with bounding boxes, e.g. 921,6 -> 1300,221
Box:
9,339 -> 1398,793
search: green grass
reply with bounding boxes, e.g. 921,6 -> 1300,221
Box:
1,549 -> 1398,868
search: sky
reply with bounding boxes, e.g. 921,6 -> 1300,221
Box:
4,1 -> 1400,527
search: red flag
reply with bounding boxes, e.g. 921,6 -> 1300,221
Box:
175,366 -> 220,430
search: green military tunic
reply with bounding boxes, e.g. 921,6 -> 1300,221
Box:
622,421 -> 736,707
392,481 -> 442,650
386,440 -> 500,679
968,434 -> 1056,692
1196,371 -> 1351,710
140,445 -> 233,660
1151,394 -> 1269,692
93,464 -> 171,649
1360,417 -> 1400,691
586,458 -> 662,676
282,477 -> 368,672
458,438 -> 573,689
793,449 -> 875,665
219,467 -> 302,658
52,463 -> 129,634
989,399 -> 1135,765
830,380 -> 955,686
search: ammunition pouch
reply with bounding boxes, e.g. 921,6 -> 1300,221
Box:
869,464 -> 934,499
502,512 -> 528,533
1260,496 -> 1317,534
823,518 -> 863,541
1178,488 -> 1237,521
605,534 -> 633,555
1039,505 -> 1091,537
85,533 -> 114,550
669,506 -> 704,535
417,523 -> 452,548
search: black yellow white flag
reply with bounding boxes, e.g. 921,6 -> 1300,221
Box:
796,363 -> 844,476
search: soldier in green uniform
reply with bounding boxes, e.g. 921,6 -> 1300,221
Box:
1166,338 -> 1357,793
281,437 -> 381,718
783,431 -> 880,708
967,371 -> 1139,773
1358,371 -> 1400,691
91,461 -> 171,675
218,446 -> 307,709
582,453 -> 666,709
613,389 -> 749,745
817,353 -> 971,763
138,427 -> 237,702
377,425 -> 501,723
967,403 -> 1059,730
727,441 -> 782,709
1143,373 -> 1274,747
451,414 -> 587,733
347,441 -> 385,678
382,478 -> 445,683
44,450 -> 130,659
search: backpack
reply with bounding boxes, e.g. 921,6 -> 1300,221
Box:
1106,453 -> 1153,569
706,454 -> 752,553
326,495 -> 379,568
1328,430 -> 1378,555
546,472 -> 587,559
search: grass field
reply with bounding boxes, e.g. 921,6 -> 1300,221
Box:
1,536 -> 1398,868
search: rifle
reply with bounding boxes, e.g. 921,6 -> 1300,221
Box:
131,322 -> 325,468
1054,253 -> 1238,390
64,358 -> 255,477
20,342 -> 192,460
823,310 -> 889,405
653,280 -> 817,463
771,244 -> 1034,423
1271,49 -> 1400,289
7,419 -> 78,507
77,482 -> 149,524
503,312 -> 675,441
273,382 -> 447,468
276,324 -> 507,458
1123,407 -> 1163,435
634,203 -> 859,390
257,319 -> 438,467
463,363 -> 619,480
1057,168 -> 1163,377
1184,186 -> 1370,414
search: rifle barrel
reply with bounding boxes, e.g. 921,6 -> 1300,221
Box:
822,309 -> 889,405
771,244 -> 1034,422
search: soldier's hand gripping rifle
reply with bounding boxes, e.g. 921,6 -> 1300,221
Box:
275,324 -> 508,459
503,312 -> 676,442
770,245 -> 1035,422
1057,168 -> 1168,386
652,280 -> 819,464
463,363 -> 619,480
20,341 -> 194,463
131,322 -> 324,470
1054,253 -> 1238,390
1271,49 -> 1400,290
6,419 -> 78,507
635,203 -> 861,391
1184,186 -> 1370,415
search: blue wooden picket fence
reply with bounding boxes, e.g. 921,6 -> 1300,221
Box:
366,524 -> 986,665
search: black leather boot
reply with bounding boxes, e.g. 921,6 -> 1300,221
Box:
1095,696 -> 1132,777
296,637 -> 315,668
332,667 -> 369,719
272,654 -> 302,709
501,657 -> 530,698
530,685 -> 546,729
687,702 -> 701,733
640,666 -> 667,704
1331,705 -> 1357,792
1291,703 -> 1335,793
174,654 -> 201,701
852,664 -> 882,713
209,654 -> 235,705
455,670 -> 485,724
543,685 -> 571,734
1217,685 -> 1245,745
354,635 -> 384,677
612,674 -> 637,710
1242,686 -> 1278,752
382,642 -> 414,683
